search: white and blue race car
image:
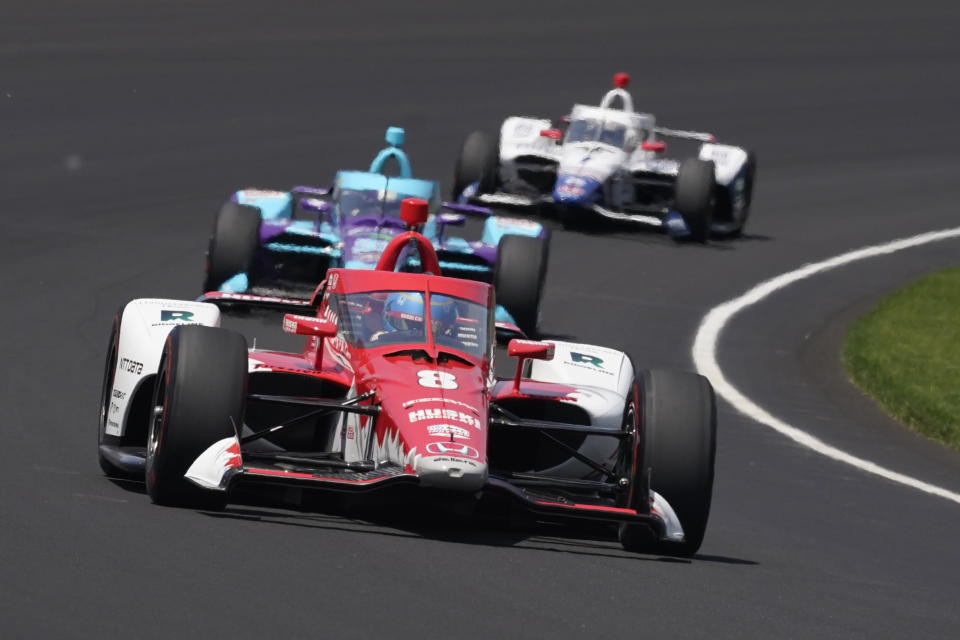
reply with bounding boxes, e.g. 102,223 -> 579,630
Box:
453,73 -> 757,241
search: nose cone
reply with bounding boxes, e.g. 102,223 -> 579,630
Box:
417,445 -> 488,491
379,370 -> 490,491
553,173 -> 601,204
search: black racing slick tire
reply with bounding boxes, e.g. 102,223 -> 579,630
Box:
203,201 -> 261,293
713,151 -> 758,239
674,158 -> 716,243
743,151 -> 757,211
145,325 -> 247,509
731,151 -> 758,238
452,131 -> 499,199
620,369 -> 716,556
493,233 -> 549,337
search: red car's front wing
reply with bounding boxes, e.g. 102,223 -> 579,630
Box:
223,464 -> 665,530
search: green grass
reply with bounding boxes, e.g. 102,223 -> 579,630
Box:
843,267 -> 960,452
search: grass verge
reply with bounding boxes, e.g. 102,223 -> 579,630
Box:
843,266 -> 960,451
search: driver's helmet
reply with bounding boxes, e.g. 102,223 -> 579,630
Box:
383,292 -> 457,334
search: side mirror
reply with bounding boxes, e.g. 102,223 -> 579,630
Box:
508,339 -> 555,360
641,141 -> 666,153
291,185 -> 330,198
508,339 -> 555,394
540,128 -> 563,140
282,314 -> 337,338
441,202 -> 493,216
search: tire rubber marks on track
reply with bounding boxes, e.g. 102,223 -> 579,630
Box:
692,227 -> 960,505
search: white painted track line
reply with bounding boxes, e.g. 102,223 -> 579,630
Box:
692,228 -> 960,505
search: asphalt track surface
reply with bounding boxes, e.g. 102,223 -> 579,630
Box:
2,3 -> 959,638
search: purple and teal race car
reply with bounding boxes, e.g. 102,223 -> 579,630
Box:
202,127 -> 550,335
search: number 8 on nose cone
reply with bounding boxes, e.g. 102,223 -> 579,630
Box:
400,198 -> 429,227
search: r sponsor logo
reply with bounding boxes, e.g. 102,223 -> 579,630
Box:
566,351 -> 615,376
160,310 -> 195,322
571,352 -> 603,368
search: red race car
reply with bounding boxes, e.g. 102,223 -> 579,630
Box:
98,199 -> 716,556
